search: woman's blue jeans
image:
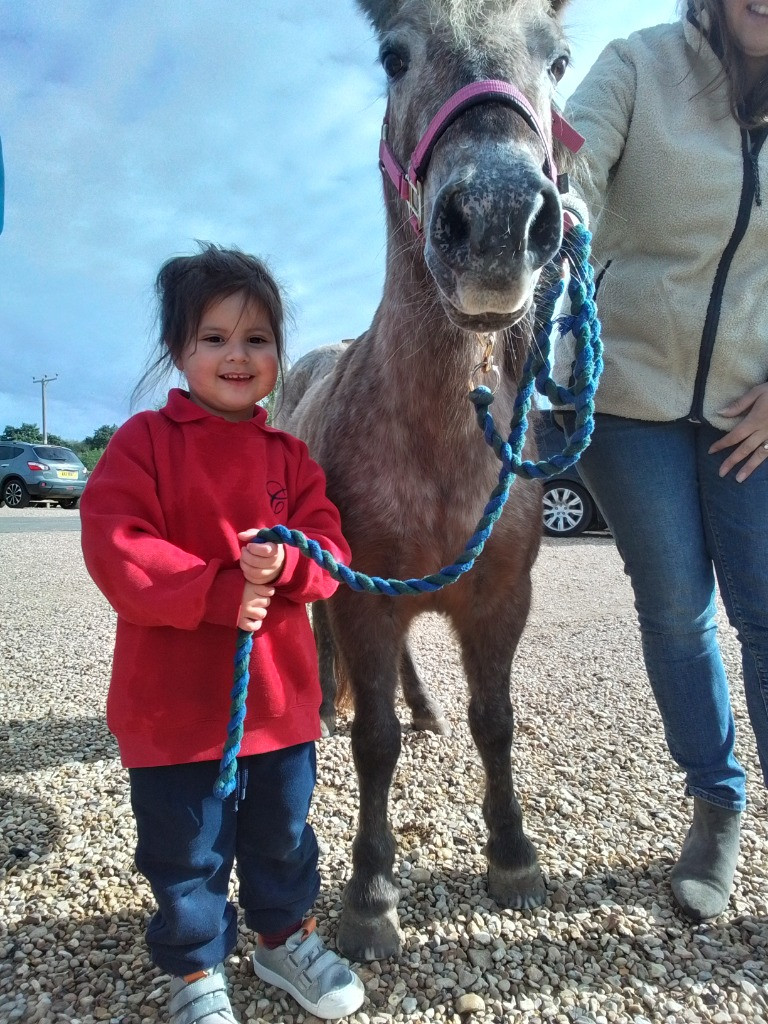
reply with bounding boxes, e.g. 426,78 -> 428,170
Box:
563,413 -> 768,811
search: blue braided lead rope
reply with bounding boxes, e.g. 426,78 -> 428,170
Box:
213,222 -> 602,798
212,628 -> 253,800
474,223 -> 604,481
215,452 -> 516,798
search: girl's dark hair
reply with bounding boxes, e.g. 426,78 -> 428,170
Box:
133,243 -> 289,406
685,0 -> 768,128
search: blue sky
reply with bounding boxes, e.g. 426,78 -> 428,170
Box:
1,0 -> 678,440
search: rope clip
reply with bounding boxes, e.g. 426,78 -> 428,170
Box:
470,361 -> 500,395
470,334 -> 499,394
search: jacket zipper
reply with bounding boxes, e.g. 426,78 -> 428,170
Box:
594,259 -> 611,297
689,125 -> 767,423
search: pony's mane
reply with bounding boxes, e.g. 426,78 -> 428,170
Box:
430,0 -> 547,16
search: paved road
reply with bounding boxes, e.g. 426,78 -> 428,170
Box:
0,509 -> 81,533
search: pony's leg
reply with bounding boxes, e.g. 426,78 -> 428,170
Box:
454,584 -> 546,909
400,640 -> 451,736
313,600 -> 337,737
331,596 -> 403,961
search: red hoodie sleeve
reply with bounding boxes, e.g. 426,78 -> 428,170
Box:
80,418 -> 243,630
272,439 -> 352,604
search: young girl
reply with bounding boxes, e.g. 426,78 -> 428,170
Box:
80,245 -> 364,1024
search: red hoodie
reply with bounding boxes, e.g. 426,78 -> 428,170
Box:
80,389 -> 350,768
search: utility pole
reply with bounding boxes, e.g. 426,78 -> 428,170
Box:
33,374 -> 58,443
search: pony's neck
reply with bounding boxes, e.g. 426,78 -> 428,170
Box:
364,245 -> 523,441
373,226 -> 524,398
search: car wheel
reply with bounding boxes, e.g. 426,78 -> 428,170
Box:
542,480 -> 594,538
59,498 -> 79,509
2,478 -> 31,509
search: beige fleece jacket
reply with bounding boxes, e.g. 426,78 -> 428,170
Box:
563,18 -> 768,430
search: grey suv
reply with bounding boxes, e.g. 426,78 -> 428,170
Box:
0,441 -> 88,508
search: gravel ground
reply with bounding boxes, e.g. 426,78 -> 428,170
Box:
1,508 -> 766,1024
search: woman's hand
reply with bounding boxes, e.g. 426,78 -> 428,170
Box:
238,581 -> 275,632
709,383 -> 768,482
238,530 -> 286,585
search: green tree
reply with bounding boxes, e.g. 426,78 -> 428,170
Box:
83,424 -> 118,449
79,448 -> 108,471
69,424 -> 119,471
2,422 -> 42,442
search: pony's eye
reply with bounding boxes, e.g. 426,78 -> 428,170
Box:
381,49 -> 407,79
550,55 -> 569,82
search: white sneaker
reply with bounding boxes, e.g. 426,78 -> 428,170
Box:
252,918 -> 365,1020
168,964 -> 239,1024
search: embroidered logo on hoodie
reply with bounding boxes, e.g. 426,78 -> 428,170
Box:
267,480 -> 287,514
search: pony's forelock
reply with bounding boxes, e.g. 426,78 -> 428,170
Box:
363,0 -> 565,35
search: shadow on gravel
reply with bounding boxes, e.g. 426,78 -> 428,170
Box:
1,715 -> 118,773
0,788 -> 63,873
1,864 -> 766,1021
0,909 -> 160,1024
394,861 -> 768,1009
429,855 -> 767,924
0,902 -> 343,1023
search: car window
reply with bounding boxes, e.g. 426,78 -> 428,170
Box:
0,444 -> 14,459
33,446 -> 81,463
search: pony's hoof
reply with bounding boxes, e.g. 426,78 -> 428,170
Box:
488,862 -> 547,909
320,716 -> 337,738
410,714 -> 452,737
336,906 -> 402,961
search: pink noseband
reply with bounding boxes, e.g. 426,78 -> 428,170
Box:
378,79 -> 584,235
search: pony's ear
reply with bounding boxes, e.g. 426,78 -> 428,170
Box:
548,0 -> 570,15
355,0 -> 403,33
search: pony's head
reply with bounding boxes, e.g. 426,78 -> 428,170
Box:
359,0 -> 573,331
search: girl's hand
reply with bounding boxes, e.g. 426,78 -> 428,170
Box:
238,530 -> 286,585
238,581 -> 275,632
710,383 -> 768,482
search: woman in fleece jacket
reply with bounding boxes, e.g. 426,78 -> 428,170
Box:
562,0 -> 768,923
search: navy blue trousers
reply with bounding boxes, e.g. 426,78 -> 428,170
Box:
129,743 -> 319,976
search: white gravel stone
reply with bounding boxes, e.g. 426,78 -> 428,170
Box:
1,510 -> 767,1024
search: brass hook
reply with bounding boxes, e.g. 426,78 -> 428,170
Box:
469,333 -> 500,393
478,332 -> 495,373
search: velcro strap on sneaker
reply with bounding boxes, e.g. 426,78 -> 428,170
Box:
169,970 -> 234,1024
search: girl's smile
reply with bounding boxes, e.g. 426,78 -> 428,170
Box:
178,291 -> 279,421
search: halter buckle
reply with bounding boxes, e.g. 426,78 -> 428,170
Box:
406,177 -> 423,230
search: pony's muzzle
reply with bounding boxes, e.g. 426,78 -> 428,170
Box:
428,165 -> 562,286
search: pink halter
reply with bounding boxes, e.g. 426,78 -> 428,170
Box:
378,79 -> 584,235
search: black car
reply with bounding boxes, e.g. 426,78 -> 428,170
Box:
535,411 -> 607,538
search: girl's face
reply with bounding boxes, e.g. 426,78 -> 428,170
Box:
178,291 -> 279,422
723,1 -> 768,86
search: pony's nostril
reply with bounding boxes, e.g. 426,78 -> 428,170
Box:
434,190 -> 472,251
527,181 -> 562,269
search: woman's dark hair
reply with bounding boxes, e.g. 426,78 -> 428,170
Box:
133,243 -> 289,406
685,0 -> 768,128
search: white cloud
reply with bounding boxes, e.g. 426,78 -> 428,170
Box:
1,0 -> 677,439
